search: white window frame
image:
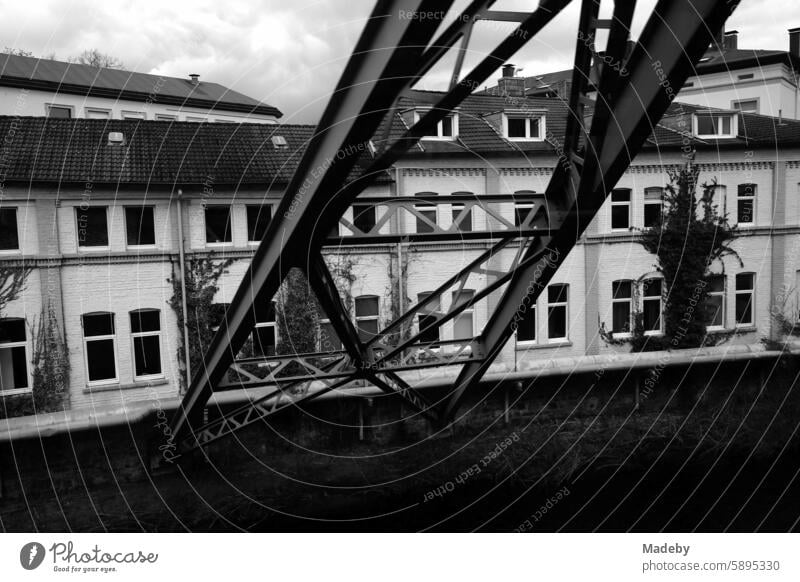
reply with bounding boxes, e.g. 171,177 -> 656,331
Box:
413,192 -> 438,234
735,272 -> 756,328
121,110 -> 146,120
611,280 -> 634,337
414,110 -> 458,140
355,295 -> 380,342
706,274 -> 726,331
693,112 -> 737,138
85,107 -> 112,119
252,301 -> 277,357
503,114 -> 545,141
737,183 -> 756,226
124,205 -> 157,249
0,206 -> 20,254
75,205 -> 110,251
643,187 -> 663,228
610,188 -> 631,231
642,278 -> 663,336
130,309 -> 164,381
731,98 -> 759,113
155,114 -> 177,121
515,301 -> 537,345
547,283 -> 569,343
417,291 -> 442,346
0,318 -> 31,396
451,289 -> 475,341
204,204 -> 234,247
451,191 -> 474,232
45,103 -> 74,118
82,312 -> 119,386
185,116 -> 207,123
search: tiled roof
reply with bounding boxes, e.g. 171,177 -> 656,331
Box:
0,53 -> 282,118
690,47 -> 800,75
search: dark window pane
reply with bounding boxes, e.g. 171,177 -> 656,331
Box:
417,315 -> 440,344
612,302 -> 631,333
736,273 -> 754,290
0,318 -> 26,343
0,208 -> 19,250
706,295 -> 724,327
355,296 -> 379,317
735,294 -> 753,324
737,199 -> 754,223
643,300 -> 661,331
247,205 -> 271,241
515,205 -> 531,227
611,205 -> 629,229
133,335 -> 161,376
697,115 -> 716,135
612,280 -> 632,299
516,306 -> 536,341
508,117 -> 526,138
76,207 -> 108,247
644,203 -> 661,227
441,116 -> 453,136
709,275 -> 725,293
48,106 -> 71,118
253,301 -> 276,324
0,345 -> 28,390
205,206 -> 232,243
548,284 -> 568,304
125,206 -> 155,246
452,204 -> 472,231
86,339 -> 116,381
548,305 -> 567,339
352,204 -> 376,234
611,189 -> 631,202
83,313 -> 115,337
357,319 -> 379,342
529,117 -> 540,138
130,310 -> 160,333
643,279 -> 662,297
252,326 -> 276,357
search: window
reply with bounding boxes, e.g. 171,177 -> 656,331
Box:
417,292 -> 441,344
706,275 -> 725,329
0,318 -> 29,393
505,115 -> 543,140
611,280 -> 633,333
451,191 -> 473,232
355,296 -> 380,342
737,73 -> 754,81
121,111 -> 146,120
155,114 -> 177,121
47,104 -> 72,118
694,113 -> 735,138
0,208 -> 19,250
76,206 -> 109,248
732,99 -> 758,113
82,312 -> 117,384
735,273 -> 755,326
125,206 -> 156,247
611,188 -> 631,230
205,205 -> 232,244
547,284 -> 568,341
85,108 -> 111,119
451,289 -> 475,340
414,192 -> 437,234
251,301 -> 276,357
643,187 -> 664,228
352,203 -> 377,234
515,301 -> 536,343
185,116 -> 206,123
515,202 -> 533,228
417,111 -> 458,139
737,183 -> 755,224
130,309 -> 162,378
642,279 -> 662,334
247,204 -> 272,242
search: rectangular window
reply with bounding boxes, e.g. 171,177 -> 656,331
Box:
642,279 -> 662,334
414,193 -> 437,234
515,302 -> 536,343
451,289 -> 475,340
82,312 -> 117,383
451,203 -> 473,232
85,108 -> 111,119
735,273 -> 755,326
515,203 -> 533,228
732,99 -> 758,113
695,113 -> 734,137
247,204 -> 272,242
252,301 -> 276,357
47,104 -> 72,118
547,284 -> 568,341
611,280 -> 633,333
643,187 -> 663,228
355,296 -> 380,342
737,183 -> 755,224
76,207 -> 109,248
205,205 -> 232,244
0,208 -> 19,250
417,292 -> 441,344
611,189 -> 631,230
0,318 -> 29,393
352,204 -> 377,234
121,111 -> 146,120
506,116 -> 542,140
130,309 -> 162,378
155,114 -> 177,121
706,275 -> 725,328
125,206 -> 156,247
418,112 -> 457,139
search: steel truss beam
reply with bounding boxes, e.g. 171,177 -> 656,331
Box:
171,0 -> 737,453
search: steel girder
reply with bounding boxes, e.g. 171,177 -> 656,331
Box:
170,0 -> 737,453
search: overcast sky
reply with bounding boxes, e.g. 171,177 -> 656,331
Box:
0,0 -> 796,123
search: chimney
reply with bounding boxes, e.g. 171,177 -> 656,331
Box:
723,30 -> 738,50
712,28 -> 725,51
189,73 -> 200,85
790,28 -> 800,58
497,64 -> 526,98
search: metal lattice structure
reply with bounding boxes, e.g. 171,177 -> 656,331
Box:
170,0 -> 739,456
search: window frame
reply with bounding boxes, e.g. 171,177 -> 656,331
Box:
734,272 -> 755,328
706,274 -> 726,331
204,204 -> 233,246
737,183 -> 756,225
417,291 -> 442,345
731,98 -> 758,113
451,289 -> 475,341
414,110 -> 459,141
413,192 -> 438,234
547,283 -> 569,342
121,110 -> 147,120
155,114 -> 177,121
129,309 -> 164,381
82,312 -> 119,386
0,318 -> 31,396
610,188 -> 631,231
642,278 -> 663,336
693,112 -> 737,138
46,103 -> 73,118
351,203 -> 377,235
643,187 -> 664,228
251,301 -> 277,357
124,205 -> 157,248
451,191 -> 474,232
85,107 -> 112,119
354,295 -> 380,343
246,204 -> 272,244
611,280 -> 634,336
503,114 -> 545,141
0,207 -> 20,253
75,205 -> 110,251
515,300 -> 537,344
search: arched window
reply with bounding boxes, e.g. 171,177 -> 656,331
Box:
0,318 -> 28,393
642,278 -> 663,334
82,312 -> 117,384
130,309 -> 163,379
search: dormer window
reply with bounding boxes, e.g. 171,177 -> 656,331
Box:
504,114 -> 544,141
693,112 -> 736,138
414,110 -> 458,140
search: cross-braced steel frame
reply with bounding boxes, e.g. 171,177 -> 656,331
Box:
170,0 -> 739,456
